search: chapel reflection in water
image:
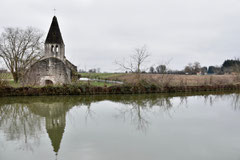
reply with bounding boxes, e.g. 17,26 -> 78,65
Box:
0,96 -> 78,154
0,92 -> 240,154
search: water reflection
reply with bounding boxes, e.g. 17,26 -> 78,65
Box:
0,103 -> 42,151
114,94 -> 178,132
27,98 -> 74,155
0,96 -> 79,154
0,91 -> 240,156
203,92 -> 240,110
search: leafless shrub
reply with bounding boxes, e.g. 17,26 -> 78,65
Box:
179,77 -> 188,87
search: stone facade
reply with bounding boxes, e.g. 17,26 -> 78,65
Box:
24,57 -> 72,85
24,16 -> 77,86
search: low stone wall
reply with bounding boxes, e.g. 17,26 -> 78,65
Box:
1,84 -> 240,97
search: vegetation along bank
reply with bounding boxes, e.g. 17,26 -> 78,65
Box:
1,83 -> 240,97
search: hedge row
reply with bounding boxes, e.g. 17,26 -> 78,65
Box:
1,84 -> 240,97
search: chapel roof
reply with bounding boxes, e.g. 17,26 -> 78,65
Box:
45,16 -> 64,44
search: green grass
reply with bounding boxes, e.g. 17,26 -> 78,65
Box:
8,80 -> 21,88
0,72 -> 13,79
2,72 -> 125,81
1,72 -> 119,88
6,80 -> 116,88
76,80 -> 117,87
80,73 -> 125,80
0,72 -> 19,88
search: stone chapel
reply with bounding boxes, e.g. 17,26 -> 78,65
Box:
24,16 -> 77,86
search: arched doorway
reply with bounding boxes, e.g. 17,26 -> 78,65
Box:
45,80 -> 53,85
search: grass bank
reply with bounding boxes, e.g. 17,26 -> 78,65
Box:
1,83 -> 240,97
1,79 -> 116,88
1,73 -> 240,97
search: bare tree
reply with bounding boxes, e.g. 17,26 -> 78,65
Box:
147,60 -> 173,87
184,62 -> 201,74
193,61 -> 201,73
156,65 -> 167,74
0,27 -> 43,83
115,45 -> 150,74
184,63 -> 193,74
149,66 -> 155,73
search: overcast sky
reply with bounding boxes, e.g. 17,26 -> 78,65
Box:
1,0 -> 240,72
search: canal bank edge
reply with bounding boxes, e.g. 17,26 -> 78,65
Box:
1,84 -> 240,97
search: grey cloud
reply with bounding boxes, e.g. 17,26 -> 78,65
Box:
1,0 -> 240,71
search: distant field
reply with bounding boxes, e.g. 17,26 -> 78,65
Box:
80,73 -> 125,80
1,72 -> 239,88
106,73 -> 239,86
77,80 -> 116,87
79,73 -> 240,86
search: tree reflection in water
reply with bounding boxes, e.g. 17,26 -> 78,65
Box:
113,94 -> 188,132
84,105 -> 96,124
0,96 -> 80,154
230,93 -> 240,110
0,104 -> 42,151
0,92 -> 240,154
203,92 -> 240,110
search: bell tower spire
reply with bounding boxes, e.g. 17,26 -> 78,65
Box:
45,16 -> 65,60
53,8 -> 56,16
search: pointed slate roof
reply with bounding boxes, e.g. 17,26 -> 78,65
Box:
47,126 -> 65,154
45,16 -> 64,44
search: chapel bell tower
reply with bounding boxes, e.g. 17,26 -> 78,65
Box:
45,16 -> 65,60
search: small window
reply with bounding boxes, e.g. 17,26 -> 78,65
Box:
51,45 -> 54,53
56,45 -> 59,53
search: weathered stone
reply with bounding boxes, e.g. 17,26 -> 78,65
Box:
24,16 -> 77,86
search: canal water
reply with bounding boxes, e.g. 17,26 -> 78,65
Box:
0,93 -> 240,160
